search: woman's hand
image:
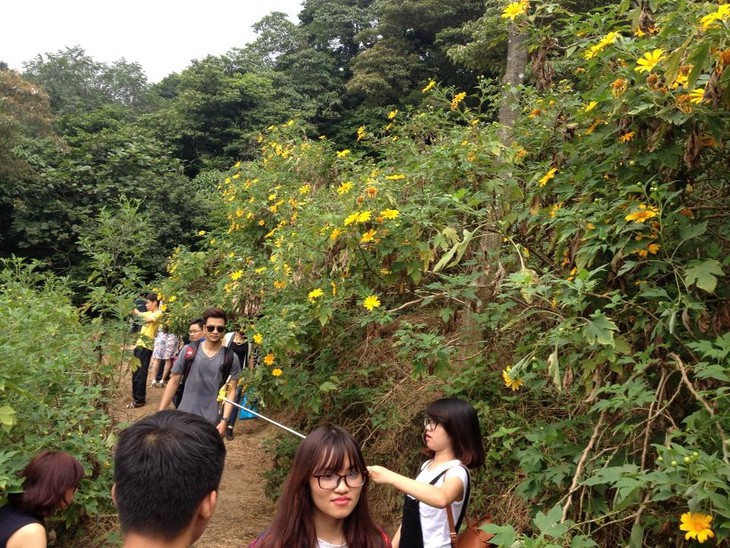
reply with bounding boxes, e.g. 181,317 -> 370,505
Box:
367,465 -> 394,485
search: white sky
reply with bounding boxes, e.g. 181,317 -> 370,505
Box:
2,0 -> 304,82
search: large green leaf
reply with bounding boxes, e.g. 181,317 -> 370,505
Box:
685,259 -> 724,293
582,311 -> 618,347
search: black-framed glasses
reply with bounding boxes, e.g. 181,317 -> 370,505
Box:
312,470 -> 367,490
423,417 -> 441,431
205,325 -> 226,333
189,327 -> 202,333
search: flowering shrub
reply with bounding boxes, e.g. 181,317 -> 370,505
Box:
158,0 -> 728,543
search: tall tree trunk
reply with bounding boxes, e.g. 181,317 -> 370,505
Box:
498,25 -> 529,141
455,25 -> 529,353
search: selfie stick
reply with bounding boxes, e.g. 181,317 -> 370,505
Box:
222,397 -> 306,439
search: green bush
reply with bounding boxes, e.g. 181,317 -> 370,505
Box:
0,258 -> 117,544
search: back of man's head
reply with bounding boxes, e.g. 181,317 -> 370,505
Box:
113,410 -> 226,542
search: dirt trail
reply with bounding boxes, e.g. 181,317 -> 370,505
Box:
114,359 -> 277,547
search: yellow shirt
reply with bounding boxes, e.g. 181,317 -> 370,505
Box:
135,310 -> 162,350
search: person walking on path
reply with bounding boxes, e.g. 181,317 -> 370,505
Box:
127,292 -> 162,409
150,326 -> 179,388
367,398 -> 485,548
222,328 -> 254,440
158,308 -> 241,437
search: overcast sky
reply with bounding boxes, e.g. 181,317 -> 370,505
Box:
2,0 -> 304,82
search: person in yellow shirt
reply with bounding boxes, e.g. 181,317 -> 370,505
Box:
127,293 -> 162,408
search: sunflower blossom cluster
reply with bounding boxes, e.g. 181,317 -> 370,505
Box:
450,92 -> 467,110
344,211 -> 372,225
308,288 -> 324,302
583,31 -> 621,60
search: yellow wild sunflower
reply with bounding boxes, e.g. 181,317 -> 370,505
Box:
679,512 -> 714,543
502,369 -> 523,391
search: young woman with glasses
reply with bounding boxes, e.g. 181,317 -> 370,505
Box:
0,451 -> 84,548
367,398 -> 485,548
250,425 -> 391,548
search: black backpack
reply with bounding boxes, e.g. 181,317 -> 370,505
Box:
172,340 -> 235,408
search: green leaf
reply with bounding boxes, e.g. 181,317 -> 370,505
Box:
0,406 -> 16,430
686,40 -> 712,90
629,523 -> 644,547
480,524 -> 517,546
679,221 -> 707,243
533,504 -> 570,538
695,363 -> 730,382
583,311 -> 618,347
438,307 -> 455,323
617,260 -> 636,276
685,259 -> 724,293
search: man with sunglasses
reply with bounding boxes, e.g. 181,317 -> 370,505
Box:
159,308 -> 241,436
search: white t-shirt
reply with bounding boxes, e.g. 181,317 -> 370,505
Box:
411,459 -> 468,548
317,539 -> 347,548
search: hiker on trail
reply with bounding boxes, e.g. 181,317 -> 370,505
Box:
150,324 -> 179,388
156,318 -> 205,387
128,293 -> 147,334
113,410 -> 225,548
367,398 -> 485,548
127,292 -> 162,409
250,424 -> 391,548
222,327 -> 254,440
186,317 -> 205,344
0,451 -> 84,548
158,308 -> 241,436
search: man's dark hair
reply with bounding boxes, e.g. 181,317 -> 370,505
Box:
189,318 -> 204,329
202,307 -> 227,324
145,292 -> 160,304
114,410 -> 226,541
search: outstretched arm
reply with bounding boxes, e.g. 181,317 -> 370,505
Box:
159,373 -> 181,410
367,465 -> 464,508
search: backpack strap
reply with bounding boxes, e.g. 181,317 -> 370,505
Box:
181,339 -> 203,380
456,465 -> 471,530
218,347 -> 235,389
446,465 -> 471,542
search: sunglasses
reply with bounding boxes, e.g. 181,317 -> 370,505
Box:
205,325 -> 226,333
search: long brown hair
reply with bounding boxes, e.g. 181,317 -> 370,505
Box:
256,425 -> 386,548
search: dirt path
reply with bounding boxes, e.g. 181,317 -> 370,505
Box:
114,360 -> 277,547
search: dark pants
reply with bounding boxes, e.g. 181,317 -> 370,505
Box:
227,385 -> 244,429
132,347 -> 153,404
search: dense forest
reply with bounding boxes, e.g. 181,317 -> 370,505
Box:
1,0 -> 729,545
